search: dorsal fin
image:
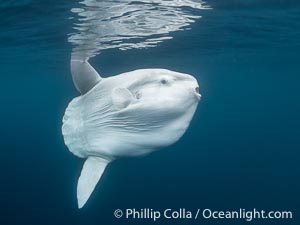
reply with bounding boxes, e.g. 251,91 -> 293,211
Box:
71,57 -> 102,95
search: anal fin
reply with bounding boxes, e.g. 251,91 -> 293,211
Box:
77,157 -> 109,209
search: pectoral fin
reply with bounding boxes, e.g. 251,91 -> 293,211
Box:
77,157 -> 109,209
111,87 -> 134,109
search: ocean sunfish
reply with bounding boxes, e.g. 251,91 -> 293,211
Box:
62,58 -> 201,208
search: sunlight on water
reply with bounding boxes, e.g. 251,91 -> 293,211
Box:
69,0 -> 210,59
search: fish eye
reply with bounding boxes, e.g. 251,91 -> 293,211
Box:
160,79 -> 167,84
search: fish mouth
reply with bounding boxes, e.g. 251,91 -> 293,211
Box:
194,86 -> 201,100
194,92 -> 201,100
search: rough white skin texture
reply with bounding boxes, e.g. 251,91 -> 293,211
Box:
62,62 -> 201,208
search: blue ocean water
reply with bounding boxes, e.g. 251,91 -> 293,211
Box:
1,0 -> 299,225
